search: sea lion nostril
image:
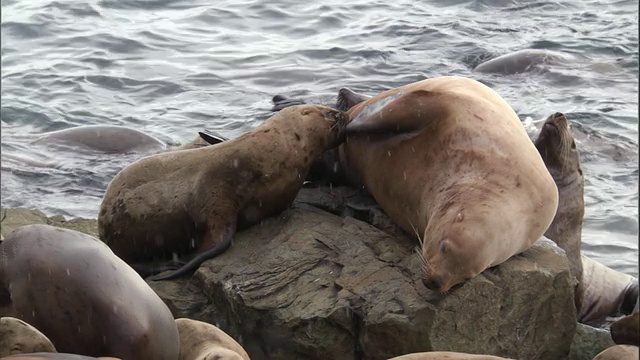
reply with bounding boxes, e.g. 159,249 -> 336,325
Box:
422,277 -> 442,291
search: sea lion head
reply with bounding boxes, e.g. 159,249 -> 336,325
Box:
534,112 -> 583,180
275,104 -> 348,149
419,212 -> 488,293
610,311 -> 640,346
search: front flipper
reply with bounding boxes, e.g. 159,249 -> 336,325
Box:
271,95 -> 306,112
336,88 -> 370,112
198,129 -> 228,145
148,219 -> 237,281
346,89 -> 447,134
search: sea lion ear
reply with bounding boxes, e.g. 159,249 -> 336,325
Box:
198,130 -> 228,145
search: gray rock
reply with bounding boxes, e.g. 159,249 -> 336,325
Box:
0,188 -> 580,360
179,203 -> 575,360
569,323 -> 615,360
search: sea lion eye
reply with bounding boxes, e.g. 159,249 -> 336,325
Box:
439,241 -> 446,253
571,141 -> 576,149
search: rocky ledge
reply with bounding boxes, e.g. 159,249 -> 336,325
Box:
0,186 -> 615,360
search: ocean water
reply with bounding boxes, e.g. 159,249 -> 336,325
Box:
1,0 -> 638,276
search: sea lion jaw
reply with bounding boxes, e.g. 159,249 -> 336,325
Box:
422,246 -> 483,294
534,112 -> 581,177
283,104 -> 348,150
421,222 -> 485,293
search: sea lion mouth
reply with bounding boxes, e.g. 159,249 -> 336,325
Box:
325,110 -> 349,147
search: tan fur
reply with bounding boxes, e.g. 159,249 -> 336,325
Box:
592,345 -> 639,360
98,105 -> 347,275
0,317 -> 56,357
339,76 -> 559,292
176,318 -> 250,360
534,112 -> 585,312
388,351 -> 513,360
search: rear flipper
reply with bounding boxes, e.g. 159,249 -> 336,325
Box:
336,88 -> 370,111
198,129 -> 228,145
148,219 -> 236,281
271,95 -> 306,112
130,259 -> 187,279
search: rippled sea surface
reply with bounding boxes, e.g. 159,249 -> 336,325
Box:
1,0 -> 637,276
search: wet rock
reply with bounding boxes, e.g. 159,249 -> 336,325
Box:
181,202 -> 575,360
1,186 -> 580,360
569,323 -> 616,360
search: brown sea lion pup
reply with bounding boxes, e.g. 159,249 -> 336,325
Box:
0,317 -> 56,357
387,351 -> 514,360
0,224 -> 180,360
98,104 -> 348,281
326,76 -> 559,292
610,311 -> 639,346
533,112 -> 585,310
175,318 -> 250,360
592,344 -> 639,360
2,353 -> 120,360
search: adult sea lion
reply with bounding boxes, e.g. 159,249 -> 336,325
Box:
610,311 -> 639,346
98,104 -> 348,281
0,224 -> 180,360
0,317 -> 56,357
473,49 -> 578,75
175,318 -> 250,360
533,112 -> 585,310
327,76 -> 558,292
35,125 -> 165,153
387,352 -> 513,360
592,345 -> 639,360
579,255 -> 639,326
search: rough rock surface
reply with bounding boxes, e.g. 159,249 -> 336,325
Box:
0,186 -> 613,360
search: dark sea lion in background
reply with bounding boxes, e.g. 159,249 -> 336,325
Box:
2,354 -> 120,360
473,49 -> 578,75
0,224 -> 180,360
533,112 -> 585,310
175,318 -> 250,360
592,345 -> 639,360
35,125 -> 165,153
0,317 -> 56,357
387,352 -> 513,360
610,311 -> 639,346
98,105 -> 348,281
579,255 -> 639,326
307,76 -> 559,293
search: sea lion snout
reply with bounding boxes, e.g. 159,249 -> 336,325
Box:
422,276 -> 443,291
322,109 -> 349,147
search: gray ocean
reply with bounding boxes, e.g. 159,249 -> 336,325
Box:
1,0 -> 638,277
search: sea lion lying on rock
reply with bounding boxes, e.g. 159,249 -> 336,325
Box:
98,104 -> 348,280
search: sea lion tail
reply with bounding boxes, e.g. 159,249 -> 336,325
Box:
148,224 -> 234,281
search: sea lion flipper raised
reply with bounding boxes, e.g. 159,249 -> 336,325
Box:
336,88 -> 370,111
271,95 -> 306,112
346,89 -> 447,134
198,130 -> 229,145
148,219 -> 236,281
